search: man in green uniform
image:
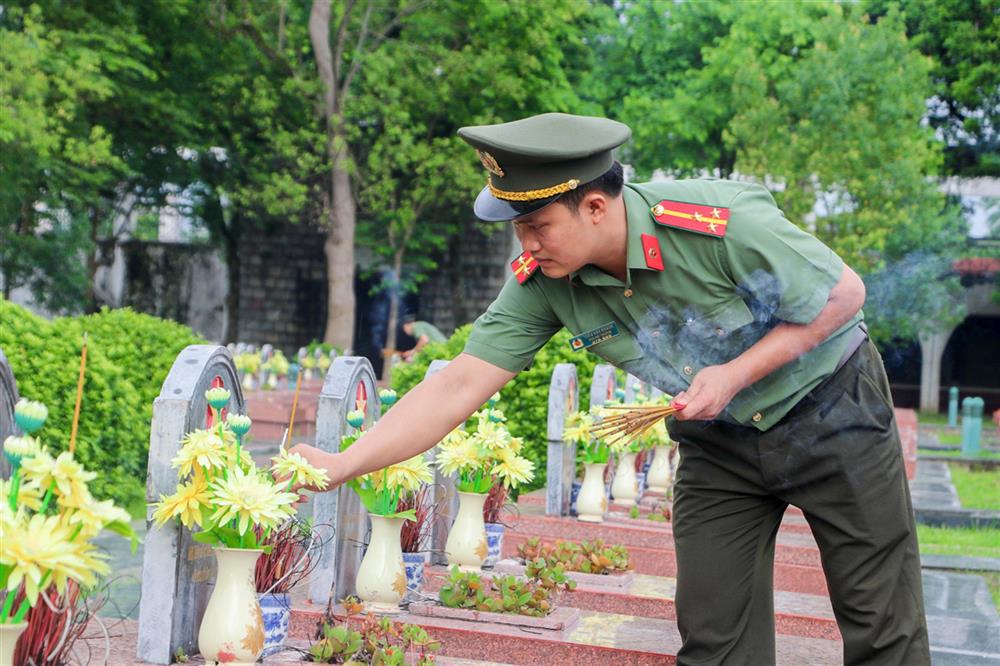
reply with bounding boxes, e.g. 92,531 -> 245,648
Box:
400,314 -> 448,360
288,113 -> 930,665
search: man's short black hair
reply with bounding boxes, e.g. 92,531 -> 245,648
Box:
557,160 -> 624,213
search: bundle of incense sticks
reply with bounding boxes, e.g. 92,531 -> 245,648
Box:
590,404 -> 680,449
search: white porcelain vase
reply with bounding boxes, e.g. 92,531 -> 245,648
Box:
611,453 -> 639,506
198,548 -> 265,665
646,444 -> 673,494
0,622 -> 27,666
356,514 -> 407,613
446,491 -> 489,571
576,462 -> 609,523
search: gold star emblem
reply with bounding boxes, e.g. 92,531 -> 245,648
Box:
711,208 -> 722,219
694,211 -> 703,222
708,221 -> 718,233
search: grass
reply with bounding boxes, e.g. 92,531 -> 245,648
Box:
948,464 -> 1000,510
918,447 -> 1000,461
918,526 -> 1000,612
938,431 -> 962,445
918,410 -> 952,427
917,525 -> 1000,559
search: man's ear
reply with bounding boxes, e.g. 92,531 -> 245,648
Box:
584,192 -> 608,224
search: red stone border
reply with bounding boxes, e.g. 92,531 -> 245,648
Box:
408,602 -> 581,632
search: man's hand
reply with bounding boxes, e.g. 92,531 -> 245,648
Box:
671,363 -> 746,421
273,443 -> 346,496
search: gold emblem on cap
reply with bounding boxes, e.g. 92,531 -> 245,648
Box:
476,150 -> 505,177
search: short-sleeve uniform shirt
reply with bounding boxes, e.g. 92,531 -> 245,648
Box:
463,178 -> 862,431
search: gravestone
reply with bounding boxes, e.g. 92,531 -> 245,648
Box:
624,374 -> 645,403
0,348 -> 20,478
546,364 -> 579,516
136,345 -> 246,665
423,360 -> 456,565
590,364 -> 617,409
310,356 -> 381,604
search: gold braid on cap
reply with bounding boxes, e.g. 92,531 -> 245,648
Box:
488,176 -> 581,202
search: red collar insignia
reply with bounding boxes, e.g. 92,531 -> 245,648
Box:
511,251 -> 539,284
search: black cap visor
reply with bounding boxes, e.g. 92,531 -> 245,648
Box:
473,185 -> 560,222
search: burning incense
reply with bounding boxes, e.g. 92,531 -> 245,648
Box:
591,404 -> 680,450
69,333 -> 88,453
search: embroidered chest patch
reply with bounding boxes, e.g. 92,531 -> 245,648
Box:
568,322 -> 621,352
650,200 -> 730,238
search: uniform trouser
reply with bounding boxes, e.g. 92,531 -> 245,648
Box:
667,340 -> 931,666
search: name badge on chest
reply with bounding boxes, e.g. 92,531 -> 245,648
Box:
568,322 -> 621,352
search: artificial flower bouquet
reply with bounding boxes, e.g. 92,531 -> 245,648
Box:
563,411 -> 612,464
152,387 -> 328,549
435,403 -> 535,494
1,399 -> 136,633
341,434 -> 434,521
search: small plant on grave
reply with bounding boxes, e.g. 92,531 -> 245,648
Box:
152,388 -> 329,550
309,599 -> 439,664
646,500 -> 672,523
629,505 -> 640,519
516,538 -> 632,575
437,564 -> 573,617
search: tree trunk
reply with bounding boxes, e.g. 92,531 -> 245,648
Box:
85,213 -> 100,314
380,249 -> 405,382
222,213 -> 241,344
311,0 -> 357,350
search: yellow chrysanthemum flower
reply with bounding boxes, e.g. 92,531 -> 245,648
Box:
20,451 -> 96,507
173,429 -> 228,478
435,435 -> 483,477
378,455 -> 433,493
0,513 -> 106,605
64,492 -> 132,538
492,449 -> 535,489
473,420 -> 510,451
0,478 -> 44,511
507,436 -> 524,454
209,467 -> 297,535
563,412 -> 594,444
271,449 -> 330,489
153,476 -> 211,528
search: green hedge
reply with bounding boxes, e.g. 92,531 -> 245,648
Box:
0,300 -> 203,507
392,325 -> 605,492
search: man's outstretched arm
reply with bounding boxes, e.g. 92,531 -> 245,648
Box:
287,353 -> 516,490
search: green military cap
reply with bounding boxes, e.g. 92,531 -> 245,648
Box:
457,112 -> 631,221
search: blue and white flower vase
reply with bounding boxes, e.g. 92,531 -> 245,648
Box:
484,523 -> 505,567
258,592 -> 290,657
402,551 -> 427,598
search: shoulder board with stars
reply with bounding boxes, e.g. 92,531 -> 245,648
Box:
510,250 -> 539,284
650,200 -> 729,238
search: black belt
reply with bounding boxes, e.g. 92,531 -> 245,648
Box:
835,322 -> 868,372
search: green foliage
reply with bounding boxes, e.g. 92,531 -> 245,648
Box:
865,0 -> 1000,176
392,326 -> 604,492
517,538 -> 632,576
437,564 -> 575,617
0,300 -> 203,505
309,602 -> 439,665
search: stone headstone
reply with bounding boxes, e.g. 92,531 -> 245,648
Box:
590,364 -> 617,409
546,364 -> 579,516
423,360 -> 455,565
136,345 -> 246,665
0,348 -> 20,479
624,374 -> 644,403
310,356 -> 381,604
